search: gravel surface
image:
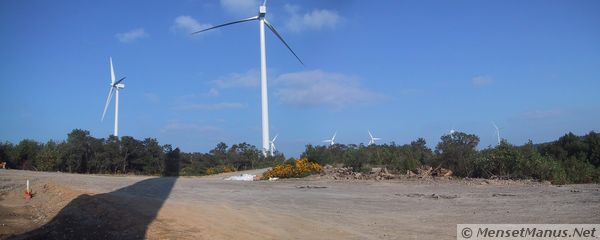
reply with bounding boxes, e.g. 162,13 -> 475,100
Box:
1,169 -> 599,239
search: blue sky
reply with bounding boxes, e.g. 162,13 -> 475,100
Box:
1,0 -> 599,156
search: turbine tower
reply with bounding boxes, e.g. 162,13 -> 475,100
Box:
101,57 -> 126,137
192,1 -> 304,156
269,134 -> 278,156
492,121 -> 501,144
323,132 -> 337,146
368,130 -> 381,145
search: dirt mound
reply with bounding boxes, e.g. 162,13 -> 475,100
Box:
0,181 -> 82,239
0,178 -> 179,240
316,165 -> 453,181
407,165 -> 453,177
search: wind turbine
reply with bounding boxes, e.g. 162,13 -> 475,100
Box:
269,134 -> 278,156
323,132 -> 337,146
101,57 -> 126,137
368,130 -> 381,145
191,0 -> 304,156
492,121 -> 501,144
449,125 -> 457,135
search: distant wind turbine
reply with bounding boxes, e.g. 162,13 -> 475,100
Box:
191,0 -> 304,156
323,132 -> 337,146
101,57 -> 126,137
449,125 -> 457,135
368,130 -> 381,145
269,134 -> 278,156
492,121 -> 501,144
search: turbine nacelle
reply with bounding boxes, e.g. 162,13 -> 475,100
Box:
259,5 -> 266,17
111,83 -> 125,89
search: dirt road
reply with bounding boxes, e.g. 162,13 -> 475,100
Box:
1,169 -> 598,239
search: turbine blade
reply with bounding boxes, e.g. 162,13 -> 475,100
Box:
114,76 -> 126,86
368,130 -> 373,139
101,87 -> 115,122
272,134 -> 278,142
191,16 -> 259,35
264,20 -> 304,66
110,57 -> 116,85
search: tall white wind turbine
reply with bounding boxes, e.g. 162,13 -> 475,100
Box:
368,130 -> 381,145
101,57 -> 126,137
191,1 -> 304,156
323,132 -> 337,146
269,134 -> 278,156
492,121 -> 501,145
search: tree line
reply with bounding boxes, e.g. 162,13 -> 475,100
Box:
2,129 -> 598,183
0,129 -> 283,176
302,131 -> 600,184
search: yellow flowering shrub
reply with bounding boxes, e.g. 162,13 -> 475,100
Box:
262,158 -> 323,179
206,165 -> 236,175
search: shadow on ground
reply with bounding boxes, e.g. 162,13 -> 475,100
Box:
10,176 -> 178,240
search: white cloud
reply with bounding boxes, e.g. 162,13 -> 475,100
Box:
161,121 -> 220,134
205,88 -> 220,97
220,0 -> 260,16
273,70 -> 384,109
285,4 -> 341,32
115,28 -> 148,43
471,75 -> 494,87
177,102 -> 245,111
172,15 -> 212,34
213,69 -> 260,88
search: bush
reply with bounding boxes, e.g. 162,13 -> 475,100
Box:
262,158 -> 323,179
563,155 -> 597,183
386,152 -> 418,174
206,165 -> 236,175
435,132 -> 480,177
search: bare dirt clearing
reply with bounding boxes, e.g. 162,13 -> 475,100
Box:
1,169 -> 599,239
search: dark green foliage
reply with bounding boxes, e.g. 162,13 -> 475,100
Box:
0,129 -> 280,176
584,132 -> 600,166
162,145 -> 180,176
36,140 -> 61,171
435,132 -> 480,177
0,142 -> 15,168
299,131 -> 599,184
1,129 -> 598,184
474,140 -> 521,178
13,139 -> 42,170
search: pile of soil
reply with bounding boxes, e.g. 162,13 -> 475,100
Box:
318,165 -> 396,180
0,181 -> 81,239
0,180 -> 174,240
316,165 -> 453,181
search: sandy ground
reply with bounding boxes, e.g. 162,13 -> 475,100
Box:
1,169 -> 599,239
